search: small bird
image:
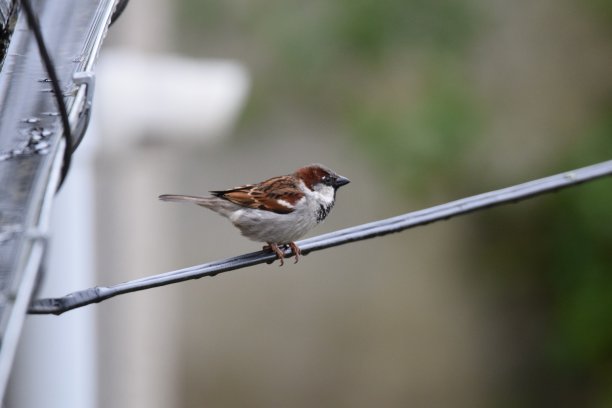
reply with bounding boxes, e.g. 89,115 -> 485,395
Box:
159,164 -> 350,266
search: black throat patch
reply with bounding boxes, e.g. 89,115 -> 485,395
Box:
316,202 -> 334,223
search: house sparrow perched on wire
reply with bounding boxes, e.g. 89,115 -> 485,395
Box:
159,164 -> 350,266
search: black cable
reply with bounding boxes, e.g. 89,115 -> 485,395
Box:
20,0 -> 73,189
28,160 -> 612,315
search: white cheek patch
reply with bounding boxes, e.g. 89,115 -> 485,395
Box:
298,180 -> 334,205
313,185 -> 335,205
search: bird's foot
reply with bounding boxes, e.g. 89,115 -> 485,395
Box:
264,243 -> 285,266
263,242 -> 301,266
287,242 -> 301,264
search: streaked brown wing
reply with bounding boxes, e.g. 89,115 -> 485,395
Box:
210,176 -> 304,214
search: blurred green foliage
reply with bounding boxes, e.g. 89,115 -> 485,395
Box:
333,0 -> 477,59
177,0 -> 612,405
178,0 -> 482,192
347,64 -> 482,193
583,0 -> 612,25
476,110 -> 612,406
546,113 -> 612,406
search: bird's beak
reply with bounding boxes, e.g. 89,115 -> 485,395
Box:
333,175 -> 350,188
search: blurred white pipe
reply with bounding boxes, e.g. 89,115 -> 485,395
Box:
96,49 -> 250,150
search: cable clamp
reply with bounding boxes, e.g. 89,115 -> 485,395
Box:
71,71 -> 96,150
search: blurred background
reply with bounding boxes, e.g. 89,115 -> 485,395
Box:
9,0 -> 612,406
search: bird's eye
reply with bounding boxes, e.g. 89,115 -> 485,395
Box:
322,175 -> 333,185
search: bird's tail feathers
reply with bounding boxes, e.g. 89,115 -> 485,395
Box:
159,194 -> 237,217
158,194 -> 209,204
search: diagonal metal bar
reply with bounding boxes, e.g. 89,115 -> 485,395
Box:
29,160 -> 612,315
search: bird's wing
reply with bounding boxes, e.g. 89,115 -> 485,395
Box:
210,176 -> 304,214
